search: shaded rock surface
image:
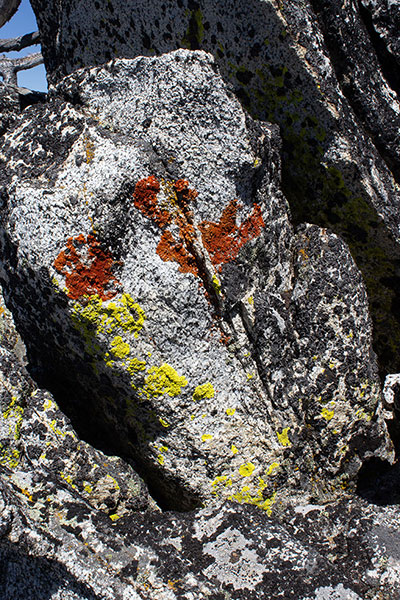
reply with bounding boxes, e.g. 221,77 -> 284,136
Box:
30,0 -> 400,374
0,51 -> 392,513
1,285 -> 392,599
0,82 -> 19,137
0,289 -> 153,518
0,2 -> 400,598
3,467 -> 400,599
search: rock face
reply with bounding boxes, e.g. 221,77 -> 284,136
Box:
30,0 -> 400,374
2,244 -> 398,600
0,288 -> 152,518
0,82 -> 19,136
0,50 -> 392,513
1,1 -> 400,598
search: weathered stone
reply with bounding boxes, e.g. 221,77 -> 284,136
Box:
3,480 -> 400,599
360,0 -> 400,67
0,287 -> 153,528
0,81 -> 19,137
1,3 -> 400,596
30,0 -> 400,372
0,51 -> 392,514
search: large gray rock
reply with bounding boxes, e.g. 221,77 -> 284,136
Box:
30,0 -> 400,373
0,287 -> 382,599
3,473 -> 400,599
0,50 -> 392,512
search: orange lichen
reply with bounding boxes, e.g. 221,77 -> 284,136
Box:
132,176 -> 265,280
54,234 -> 120,301
133,176 -> 171,228
157,230 -> 198,276
174,179 -> 198,206
199,199 -> 265,266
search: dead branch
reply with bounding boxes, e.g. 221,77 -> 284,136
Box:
0,30 -> 40,52
0,0 -> 21,28
0,51 -> 43,86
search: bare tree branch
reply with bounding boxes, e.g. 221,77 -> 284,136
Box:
0,0 -> 21,28
0,51 -> 43,86
0,30 -> 40,52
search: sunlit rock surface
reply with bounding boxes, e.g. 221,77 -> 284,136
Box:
0,51 -> 391,514
0,1 -> 400,597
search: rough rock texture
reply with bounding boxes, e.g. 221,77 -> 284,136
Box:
0,289 -> 153,518
2,284 -> 396,599
1,2 -> 400,597
360,0 -> 400,67
30,0 -> 400,374
0,81 -> 19,137
3,474 -> 400,599
0,51 -> 392,514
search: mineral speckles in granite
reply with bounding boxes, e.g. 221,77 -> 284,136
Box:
0,50 -> 393,515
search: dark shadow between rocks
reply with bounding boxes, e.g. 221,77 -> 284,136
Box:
0,539 -> 101,600
356,457 -> 400,505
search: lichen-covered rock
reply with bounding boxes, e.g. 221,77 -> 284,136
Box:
0,81 -> 19,137
0,50 -> 392,512
3,478 -> 400,599
0,287 -> 153,526
30,0 -> 400,373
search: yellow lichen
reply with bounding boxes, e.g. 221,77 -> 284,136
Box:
321,407 -> 335,421
109,514 -> 120,522
72,293 -> 146,342
201,434 -> 213,442
0,447 -> 21,469
211,475 -> 232,496
127,357 -> 146,377
266,462 -> 279,476
230,487 -> 277,515
43,397 -> 53,410
212,274 -> 222,296
192,383 -> 215,401
226,407 -> 236,416
60,471 -> 76,489
356,408 -> 372,422
49,419 -> 66,438
231,444 -> 238,454
142,364 -> 188,398
276,427 -> 291,447
105,474 -> 120,491
110,336 -> 130,359
239,462 -> 255,477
